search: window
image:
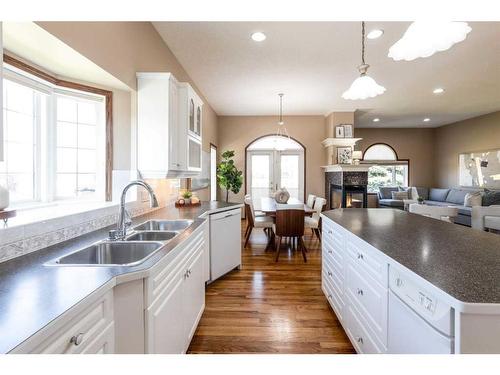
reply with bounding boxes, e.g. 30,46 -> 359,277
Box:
363,144 -> 409,193
1,63 -> 109,207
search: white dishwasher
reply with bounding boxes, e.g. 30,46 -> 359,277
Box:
388,266 -> 454,353
209,208 -> 242,282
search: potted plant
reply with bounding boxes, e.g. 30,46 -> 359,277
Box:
216,150 -> 243,202
182,190 -> 193,204
417,197 -> 424,205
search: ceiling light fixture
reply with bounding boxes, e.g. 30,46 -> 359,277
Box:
342,22 -> 386,100
373,118 -> 380,122
433,87 -> 445,94
251,32 -> 266,42
367,29 -> 384,39
274,93 -> 290,150
388,22 -> 472,61
423,118 -> 431,122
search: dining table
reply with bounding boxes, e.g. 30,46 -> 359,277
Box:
260,197 -> 315,216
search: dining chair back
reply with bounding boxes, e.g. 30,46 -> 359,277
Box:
244,196 -> 274,248
306,194 -> 316,208
274,203 -> 307,262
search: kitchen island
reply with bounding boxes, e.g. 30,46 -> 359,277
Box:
321,208 -> 500,354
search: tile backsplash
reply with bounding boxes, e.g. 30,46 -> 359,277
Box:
0,177 -> 180,264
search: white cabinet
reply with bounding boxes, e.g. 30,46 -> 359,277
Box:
136,73 -> 203,178
145,224 -> 206,353
321,216 -> 388,353
12,290 -> 115,354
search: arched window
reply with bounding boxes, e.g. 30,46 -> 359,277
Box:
363,143 -> 409,193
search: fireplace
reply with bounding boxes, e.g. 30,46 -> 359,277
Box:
325,170 -> 368,209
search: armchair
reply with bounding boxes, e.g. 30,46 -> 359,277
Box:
471,205 -> 500,231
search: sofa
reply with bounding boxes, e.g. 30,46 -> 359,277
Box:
378,186 -> 500,226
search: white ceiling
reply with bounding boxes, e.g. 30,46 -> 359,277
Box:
3,22 -> 130,91
153,22 -> 500,128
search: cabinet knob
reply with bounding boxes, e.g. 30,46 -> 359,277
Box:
357,288 -> 364,296
356,336 -> 364,344
328,294 -> 332,299
328,250 -> 332,254
328,230 -> 333,234
327,271 -> 332,277
70,333 -> 84,346
357,253 -> 364,260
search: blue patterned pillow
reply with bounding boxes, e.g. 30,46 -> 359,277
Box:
482,189 -> 500,206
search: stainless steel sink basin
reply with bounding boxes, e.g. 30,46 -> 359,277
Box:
133,219 -> 193,231
125,231 -> 179,242
49,241 -> 164,266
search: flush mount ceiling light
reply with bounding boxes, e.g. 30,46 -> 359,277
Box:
367,29 -> 384,39
423,118 -> 431,122
342,22 -> 386,100
373,118 -> 380,122
388,22 -> 472,61
433,87 -> 445,94
251,32 -> 266,42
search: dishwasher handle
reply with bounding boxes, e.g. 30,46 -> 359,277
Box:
210,209 -> 241,222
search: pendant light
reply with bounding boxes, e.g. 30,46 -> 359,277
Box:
342,22 -> 386,100
274,93 -> 290,151
388,22 -> 471,61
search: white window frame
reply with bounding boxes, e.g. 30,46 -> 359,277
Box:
2,64 -> 106,208
363,144 -> 409,193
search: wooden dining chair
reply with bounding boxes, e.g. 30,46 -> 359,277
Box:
244,196 -> 274,248
274,203 -> 307,262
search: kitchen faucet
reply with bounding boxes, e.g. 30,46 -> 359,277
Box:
109,180 -> 159,240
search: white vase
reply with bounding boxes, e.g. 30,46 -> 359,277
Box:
0,185 -> 9,211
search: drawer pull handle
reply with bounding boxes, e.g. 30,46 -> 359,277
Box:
328,230 -> 333,234
328,294 -> 332,299
328,250 -> 332,254
357,288 -> 364,296
357,253 -> 364,260
70,333 -> 84,346
356,336 -> 363,344
327,271 -> 332,277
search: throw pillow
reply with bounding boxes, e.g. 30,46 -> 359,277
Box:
483,189 -> 500,206
464,191 -> 482,207
391,191 -> 409,200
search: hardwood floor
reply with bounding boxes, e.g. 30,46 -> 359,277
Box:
188,222 -> 355,354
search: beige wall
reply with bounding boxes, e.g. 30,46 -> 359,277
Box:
325,111 -> 355,164
434,111 -> 500,188
218,115 -> 326,203
356,128 -> 436,188
37,22 -> 219,199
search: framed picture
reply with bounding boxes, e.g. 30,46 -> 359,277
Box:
335,125 -> 345,138
337,147 -> 352,164
459,149 -> 500,188
343,124 -> 353,138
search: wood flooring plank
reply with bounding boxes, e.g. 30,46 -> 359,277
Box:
187,221 -> 355,354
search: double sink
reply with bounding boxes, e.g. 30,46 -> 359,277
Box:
47,219 -> 193,267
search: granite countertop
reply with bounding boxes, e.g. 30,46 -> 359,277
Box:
322,208 -> 500,304
0,201 -> 242,353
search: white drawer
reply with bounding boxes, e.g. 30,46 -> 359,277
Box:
30,290 -> 114,354
322,220 -> 343,248
323,240 -> 344,273
346,261 -> 388,346
346,236 -> 388,286
323,255 -> 344,293
346,304 -> 384,354
322,270 -> 345,322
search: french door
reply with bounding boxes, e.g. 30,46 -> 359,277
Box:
247,150 -> 304,210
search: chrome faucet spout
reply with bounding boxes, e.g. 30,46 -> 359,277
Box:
112,180 -> 159,240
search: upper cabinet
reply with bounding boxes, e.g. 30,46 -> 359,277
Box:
136,73 -> 203,178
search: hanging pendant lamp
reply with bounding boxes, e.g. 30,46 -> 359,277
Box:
274,93 -> 290,151
342,22 -> 386,100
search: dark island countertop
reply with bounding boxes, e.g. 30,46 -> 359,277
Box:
321,208 -> 500,305
0,201 -> 242,353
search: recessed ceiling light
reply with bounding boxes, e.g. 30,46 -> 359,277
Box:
367,29 -> 384,39
373,118 -> 380,122
433,88 -> 445,94
423,118 -> 431,122
251,32 -> 266,42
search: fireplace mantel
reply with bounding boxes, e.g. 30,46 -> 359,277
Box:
321,164 -> 373,172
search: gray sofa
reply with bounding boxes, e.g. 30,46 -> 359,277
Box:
378,187 -> 489,226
